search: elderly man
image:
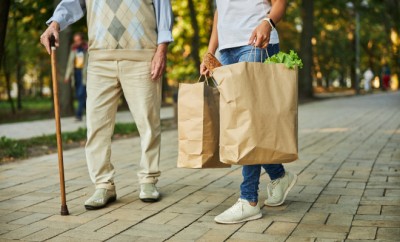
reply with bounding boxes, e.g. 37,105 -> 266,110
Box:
40,0 -> 173,210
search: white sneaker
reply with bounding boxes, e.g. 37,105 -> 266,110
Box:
214,198 -> 262,224
265,171 -> 297,206
84,188 -> 117,210
139,183 -> 160,202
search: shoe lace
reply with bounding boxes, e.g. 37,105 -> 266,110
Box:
227,199 -> 244,215
268,179 -> 281,198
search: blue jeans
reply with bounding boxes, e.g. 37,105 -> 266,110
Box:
74,68 -> 86,119
219,44 -> 285,202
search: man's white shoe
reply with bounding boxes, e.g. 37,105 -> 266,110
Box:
214,198 -> 262,224
139,183 -> 160,202
265,171 -> 297,207
84,188 -> 117,210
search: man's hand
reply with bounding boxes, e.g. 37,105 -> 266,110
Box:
40,22 -> 60,54
248,21 -> 272,48
151,43 -> 168,81
64,79 -> 70,83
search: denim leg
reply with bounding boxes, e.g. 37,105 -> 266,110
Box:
266,43 -> 280,58
240,165 -> 262,202
76,85 -> 86,118
219,49 -> 235,65
262,164 -> 285,180
74,69 -> 84,118
237,45 -> 266,63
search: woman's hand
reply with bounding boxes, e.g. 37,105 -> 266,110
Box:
200,61 -> 210,76
248,21 -> 272,48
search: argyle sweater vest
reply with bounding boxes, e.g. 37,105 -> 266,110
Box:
86,0 -> 157,61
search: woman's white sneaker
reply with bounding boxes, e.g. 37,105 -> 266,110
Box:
214,198 -> 262,224
265,171 -> 297,207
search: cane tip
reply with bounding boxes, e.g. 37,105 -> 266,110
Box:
61,205 -> 69,216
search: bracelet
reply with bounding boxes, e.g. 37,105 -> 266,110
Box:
262,18 -> 275,29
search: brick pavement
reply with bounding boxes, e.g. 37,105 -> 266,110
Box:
0,92 -> 399,241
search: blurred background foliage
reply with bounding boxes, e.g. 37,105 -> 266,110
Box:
0,0 -> 399,123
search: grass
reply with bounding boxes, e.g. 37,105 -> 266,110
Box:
0,122 -> 139,162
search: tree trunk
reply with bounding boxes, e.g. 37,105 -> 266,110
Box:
0,0 -> 10,70
54,0 -> 74,116
299,0 -> 314,98
3,52 -> 15,114
12,5 -> 23,110
188,0 -> 201,76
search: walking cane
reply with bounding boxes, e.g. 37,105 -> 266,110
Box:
50,36 -> 69,216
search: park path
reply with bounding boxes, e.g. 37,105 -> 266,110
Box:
0,107 -> 174,140
0,92 -> 399,241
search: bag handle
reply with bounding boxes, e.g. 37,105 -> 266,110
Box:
247,46 -> 270,63
198,75 -> 218,87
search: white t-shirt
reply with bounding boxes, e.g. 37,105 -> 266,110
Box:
216,0 -> 279,50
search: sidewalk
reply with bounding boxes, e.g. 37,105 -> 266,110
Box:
0,107 -> 174,140
0,92 -> 399,241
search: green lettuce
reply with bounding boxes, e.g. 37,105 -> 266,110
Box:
265,50 -> 303,69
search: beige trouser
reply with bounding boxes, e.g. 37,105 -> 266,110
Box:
85,60 -> 161,190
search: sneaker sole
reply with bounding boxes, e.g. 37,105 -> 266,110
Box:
140,197 -> 160,203
214,212 -> 262,224
264,173 -> 298,207
84,196 -> 117,210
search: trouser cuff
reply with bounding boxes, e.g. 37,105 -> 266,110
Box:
96,183 -> 115,190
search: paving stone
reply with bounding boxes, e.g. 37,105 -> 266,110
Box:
0,211 -> 32,223
144,212 -> 180,224
286,236 -> 315,242
101,209 -> 157,222
326,214 -> 353,227
169,224 -> 209,240
239,217 -> 273,233
376,227 -> 400,240
310,203 -> 358,215
197,229 -> 233,241
301,212 -> 329,225
122,222 -> 182,239
352,215 -> 400,227
337,195 -> 361,204
107,234 -> 142,242
0,223 -> 46,240
291,224 -> 349,239
381,205 -> 400,216
59,230 -> 114,241
74,218 -> 116,232
22,227 -> 69,241
230,232 -> 287,242
316,195 -> 340,204
357,205 -> 381,215
347,226 -> 377,240
265,221 -> 297,236
9,213 -> 51,225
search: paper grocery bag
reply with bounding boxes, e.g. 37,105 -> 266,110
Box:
177,77 -> 230,168
213,62 -> 298,165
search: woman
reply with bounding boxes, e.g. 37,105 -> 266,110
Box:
200,0 -> 297,224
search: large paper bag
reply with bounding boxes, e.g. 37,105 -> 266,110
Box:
177,77 -> 230,168
213,62 -> 298,165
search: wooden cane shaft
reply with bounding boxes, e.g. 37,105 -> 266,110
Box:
51,47 -> 68,211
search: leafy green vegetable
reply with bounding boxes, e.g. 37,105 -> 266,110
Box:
265,50 -> 303,69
